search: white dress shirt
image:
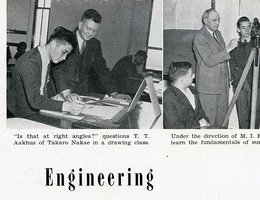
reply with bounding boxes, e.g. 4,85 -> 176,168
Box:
38,46 -> 50,96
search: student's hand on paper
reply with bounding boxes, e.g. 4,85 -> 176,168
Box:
143,71 -> 156,77
69,100 -> 85,115
62,100 -> 85,115
110,92 -> 132,103
117,93 -> 132,103
64,93 -> 81,102
227,38 -> 239,53
51,94 -> 65,101
199,118 -> 210,127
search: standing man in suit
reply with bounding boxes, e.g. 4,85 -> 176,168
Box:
13,27 -> 84,118
193,8 -> 238,127
163,62 -> 210,129
53,9 -> 131,102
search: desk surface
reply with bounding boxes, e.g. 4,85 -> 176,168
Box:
25,101 -> 162,129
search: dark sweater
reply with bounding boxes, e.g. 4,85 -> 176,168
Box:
230,40 -> 260,89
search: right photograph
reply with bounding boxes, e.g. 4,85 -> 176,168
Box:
163,0 -> 260,129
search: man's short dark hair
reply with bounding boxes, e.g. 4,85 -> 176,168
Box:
168,62 -> 192,83
237,16 -> 250,28
136,50 -> 147,59
81,9 -> 102,23
47,26 -> 77,50
17,42 -> 27,51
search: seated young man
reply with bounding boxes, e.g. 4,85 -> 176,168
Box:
13,27 -> 85,118
163,62 -> 210,129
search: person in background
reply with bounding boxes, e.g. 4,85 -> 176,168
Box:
163,62 -> 210,129
111,50 -> 147,96
230,16 -> 260,128
53,9 -> 131,102
13,26 -> 84,118
14,41 -> 27,60
193,8 -> 238,127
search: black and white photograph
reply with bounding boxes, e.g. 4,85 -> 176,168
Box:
7,0 -> 163,129
1,0 -> 260,199
163,0 -> 260,129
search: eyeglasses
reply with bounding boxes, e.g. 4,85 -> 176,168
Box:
83,25 -> 98,34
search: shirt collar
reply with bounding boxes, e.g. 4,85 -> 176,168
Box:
37,45 -> 50,95
241,37 -> 251,43
132,55 -> 135,64
205,26 -> 215,36
38,45 -> 50,64
76,30 -> 84,48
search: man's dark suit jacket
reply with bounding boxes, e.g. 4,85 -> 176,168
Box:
193,26 -> 230,94
53,34 -> 117,96
13,48 -> 63,117
163,84 -> 209,129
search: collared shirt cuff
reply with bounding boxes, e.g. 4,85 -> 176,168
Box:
61,89 -> 71,98
110,92 -> 118,98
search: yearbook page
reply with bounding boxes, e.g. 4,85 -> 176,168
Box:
2,0 -> 260,199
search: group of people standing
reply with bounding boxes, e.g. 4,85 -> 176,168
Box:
164,8 -> 260,129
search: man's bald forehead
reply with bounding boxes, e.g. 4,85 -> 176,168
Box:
208,10 -> 219,18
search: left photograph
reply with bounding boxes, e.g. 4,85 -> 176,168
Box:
7,0 -> 163,129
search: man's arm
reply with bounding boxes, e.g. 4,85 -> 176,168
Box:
92,40 -> 131,101
52,57 -> 81,101
92,40 -> 118,95
19,60 -> 63,111
229,51 -> 237,83
19,61 -> 83,114
52,63 -> 69,94
229,50 -> 243,87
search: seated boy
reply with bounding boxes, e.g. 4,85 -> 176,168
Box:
163,62 -> 210,129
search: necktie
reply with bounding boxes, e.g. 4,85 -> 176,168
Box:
213,32 -> 219,44
80,40 -> 86,54
241,38 -> 250,43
